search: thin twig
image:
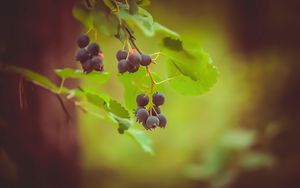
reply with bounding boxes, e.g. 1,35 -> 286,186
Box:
18,76 -> 25,110
56,94 -> 71,123
123,24 -> 157,93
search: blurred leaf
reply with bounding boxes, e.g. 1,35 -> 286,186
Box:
128,0 -> 139,15
239,152 -> 273,170
84,96 -> 152,153
73,1 -> 119,36
162,37 -> 219,95
81,105 -> 153,153
2,65 -> 59,92
153,22 -> 180,38
103,0 -> 116,10
163,37 -> 183,51
106,113 -> 133,133
118,7 -> 179,37
86,92 -> 107,107
106,100 -> 130,118
126,128 -> 154,154
220,130 -> 255,149
92,10 -> 119,36
72,1 -> 94,28
55,68 -> 110,84
185,147 -> 229,179
85,92 -> 131,133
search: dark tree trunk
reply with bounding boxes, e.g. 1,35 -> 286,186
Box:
0,1 -> 81,188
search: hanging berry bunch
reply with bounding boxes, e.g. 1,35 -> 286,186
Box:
75,34 -> 104,73
113,23 -> 167,130
116,49 -> 152,74
135,92 -> 167,130
76,1 -> 172,130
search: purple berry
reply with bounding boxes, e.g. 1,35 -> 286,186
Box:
136,108 -> 149,123
77,34 -> 90,48
118,59 -> 130,73
136,94 -> 149,106
157,114 -> 167,128
128,53 -> 141,66
146,116 -> 160,129
75,48 -> 90,62
91,56 -> 104,71
152,92 -> 165,106
140,54 -> 152,66
116,50 -> 128,60
87,43 -> 100,56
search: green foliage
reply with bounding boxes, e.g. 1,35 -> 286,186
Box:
1,0 -> 220,155
1,65 -> 153,153
117,7 -> 179,37
73,0 -> 119,36
55,68 -> 110,84
2,65 -> 60,92
126,128 -> 154,155
73,1 -> 178,38
118,68 -> 164,111
161,37 -> 219,95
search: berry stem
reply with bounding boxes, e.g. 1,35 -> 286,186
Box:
123,24 -> 157,95
58,78 -> 65,93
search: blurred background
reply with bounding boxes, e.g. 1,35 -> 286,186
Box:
1,0 -> 300,188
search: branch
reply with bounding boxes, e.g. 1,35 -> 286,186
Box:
56,94 -> 71,123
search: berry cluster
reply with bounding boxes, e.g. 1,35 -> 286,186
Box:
135,92 -> 167,130
116,49 -> 152,74
75,34 -> 104,73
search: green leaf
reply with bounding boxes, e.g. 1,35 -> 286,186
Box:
72,1 -> 119,36
2,65 -> 59,92
118,7 -> 179,37
162,37 -> 219,95
153,22 -> 180,38
106,113 -> 133,133
55,68 -> 110,84
220,130 -> 255,150
106,100 -> 130,118
118,68 -> 164,111
128,0 -> 139,15
85,92 -> 132,133
80,105 -> 153,154
163,37 -> 183,51
239,152 -> 273,169
86,92 -> 108,108
126,128 -> 154,154
72,1 -> 94,28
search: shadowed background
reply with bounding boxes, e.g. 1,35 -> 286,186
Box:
0,0 -> 299,188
